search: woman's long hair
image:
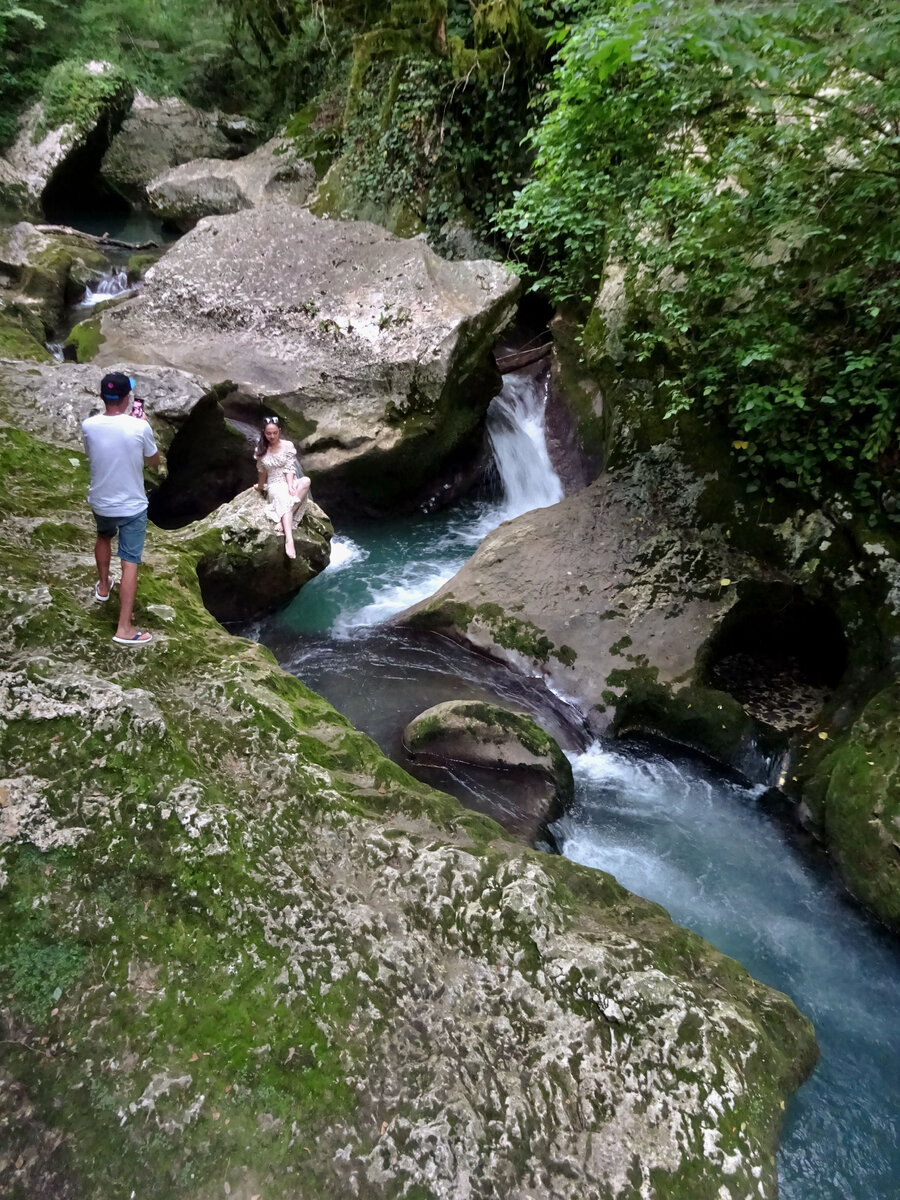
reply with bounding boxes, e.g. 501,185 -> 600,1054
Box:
255,416 -> 283,458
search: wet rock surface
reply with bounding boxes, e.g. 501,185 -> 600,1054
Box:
91,206 -> 520,512
146,137 -> 315,229
0,367 -> 817,1197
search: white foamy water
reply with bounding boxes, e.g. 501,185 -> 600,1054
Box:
78,269 -> 134,307
553,740 -> 900,1200
487,370 -> 563,522
319,367 -> 565,634
333,563 -> 459,636
326,537 -> 367,573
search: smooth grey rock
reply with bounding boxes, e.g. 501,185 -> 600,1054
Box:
93,207 -> 520,511
146,137 -> 316,228
100,91 -> 256,199
401,446 -> 746,728
0,358 -> 209,453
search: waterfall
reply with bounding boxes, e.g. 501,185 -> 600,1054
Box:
79,269 -> 133,307
486,370 -> 563,522
288,363 -> 565,635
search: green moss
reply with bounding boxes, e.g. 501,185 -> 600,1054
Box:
0,309 -> 52,361
126,252 -> 161,281
610,673 -> 783,770
804,684 -> 900,930
37,59 -> 132,139
64,316 -> 104,363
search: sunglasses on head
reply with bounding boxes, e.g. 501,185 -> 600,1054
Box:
265,416 -> 280,425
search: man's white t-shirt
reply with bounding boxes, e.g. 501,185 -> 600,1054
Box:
82,413 -> 158,517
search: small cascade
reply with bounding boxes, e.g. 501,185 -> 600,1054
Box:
286,363 -> 565,637
79,269 -> 133,307
45,342 -> 65,361
486,369 -> 564,522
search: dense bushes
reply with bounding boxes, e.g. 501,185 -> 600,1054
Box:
500,0 -> 900,516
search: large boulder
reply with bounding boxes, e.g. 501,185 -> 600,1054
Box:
92,207 -> 520,512
0,373 -> 818,1197
100,91 -> 257,201
183,486 -> 332,622
0,62 -> 133,221
403,699 -> 573,840
146,137 -> 316,230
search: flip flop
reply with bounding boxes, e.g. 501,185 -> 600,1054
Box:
94,581 -> 112,602
112,631 -> 153,646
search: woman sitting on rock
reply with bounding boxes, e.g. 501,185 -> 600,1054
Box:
254,416 -> 311,560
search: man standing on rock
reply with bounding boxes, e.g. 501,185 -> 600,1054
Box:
82,372 -> 160,646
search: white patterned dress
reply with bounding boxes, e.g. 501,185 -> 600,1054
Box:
256,439 -> 303,525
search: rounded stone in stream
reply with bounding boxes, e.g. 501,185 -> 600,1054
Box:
403,699 -> 573,839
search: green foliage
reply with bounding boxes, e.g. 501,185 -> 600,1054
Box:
36,56 -> 130,137
501,0 -> 900,517
0,0 -> 244,150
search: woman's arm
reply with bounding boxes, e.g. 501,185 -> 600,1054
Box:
254,461 -> 267,491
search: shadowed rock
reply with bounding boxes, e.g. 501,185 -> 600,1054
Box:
404,699 -> 574,840
0,63 -> 133,221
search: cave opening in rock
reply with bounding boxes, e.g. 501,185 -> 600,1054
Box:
700,584 -> 848,731
149,391 -> 257,529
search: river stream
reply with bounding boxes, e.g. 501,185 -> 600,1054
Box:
248,368 -> 900,1199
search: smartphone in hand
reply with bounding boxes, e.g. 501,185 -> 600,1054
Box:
132,397 -> 144,419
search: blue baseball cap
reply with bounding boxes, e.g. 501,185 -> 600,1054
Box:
100,372 -> 135,402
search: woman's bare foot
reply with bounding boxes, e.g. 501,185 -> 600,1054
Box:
285,542 -> 296,559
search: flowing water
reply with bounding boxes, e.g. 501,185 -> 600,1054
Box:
553,742 -> 900,1200
250,366 -> 900,1199
77,268 -> 135,307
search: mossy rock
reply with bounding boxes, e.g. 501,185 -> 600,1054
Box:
310,156 -> 425,237
126,251 -> 162,281
64,316 -> 105,363
404,699 -> 574,838
803,684 -> 900,930
0,307 -> 52,362
612,675 -> 784,777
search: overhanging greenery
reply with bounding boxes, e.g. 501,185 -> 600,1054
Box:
500,0 -> 899,515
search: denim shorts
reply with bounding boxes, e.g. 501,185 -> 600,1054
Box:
93,509 -> 148,564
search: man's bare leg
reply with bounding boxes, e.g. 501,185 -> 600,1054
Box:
94,535 -> 113,598
116,561 -> 140,638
